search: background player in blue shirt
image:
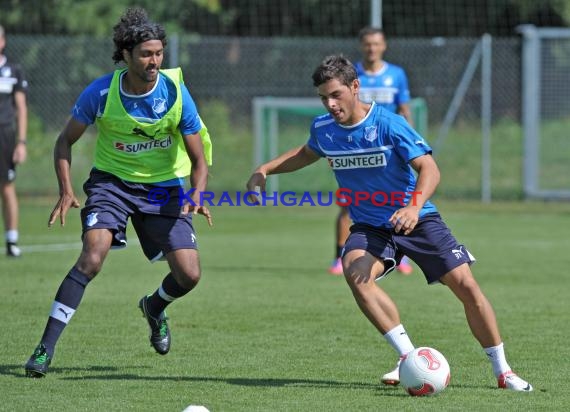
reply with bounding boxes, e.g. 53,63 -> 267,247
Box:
355,27 -> 413,122
330,27 -> 414,276
246,55 -> 532,392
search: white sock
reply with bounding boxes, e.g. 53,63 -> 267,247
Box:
158,286 -> 176,302
6,230 -> 18,243
484,342 -> 511,377
383,324 -> 415,357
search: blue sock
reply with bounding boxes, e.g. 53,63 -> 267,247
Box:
40,267 -> 91,357
146,273 -> 192,317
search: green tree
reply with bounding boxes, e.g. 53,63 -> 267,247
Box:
0,0 -> 220,35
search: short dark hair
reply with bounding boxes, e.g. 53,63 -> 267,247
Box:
312,55 -> 357,88
112,8 -> 167,64
358,26 -> 385,42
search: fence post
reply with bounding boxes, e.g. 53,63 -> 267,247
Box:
370,0 -> 383,28
169,33 -> 179,68
481,34 -> 492,203
517,25 -> 540,199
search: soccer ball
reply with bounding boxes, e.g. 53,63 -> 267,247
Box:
182,406 -> 210,412
399,347 -> 451,396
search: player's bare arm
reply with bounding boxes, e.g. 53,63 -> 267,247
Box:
246,144 -> 320,193
389,154 -> 440,235
48,118 -> 87,227
182,132 -> 212,226
398,103 -> 414,127
12,90 -> 28,164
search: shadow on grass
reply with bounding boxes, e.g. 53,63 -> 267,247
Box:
63,373 -> 370,387
3,363 -> 506,393
0,363 -> 378,389
64,373 -> 410,395
45,370 -> 407,394
68,374 -> 488,392
0,364 -> 147,378
1,362 -> 406,395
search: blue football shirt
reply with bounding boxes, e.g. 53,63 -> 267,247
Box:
354,61 -> 411,113
307,102 -> 437,227
72,71 -> 201,136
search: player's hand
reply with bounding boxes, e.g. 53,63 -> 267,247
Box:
49,193 -> 80,227
389,206 -> 420,235
12,142 -> 27,164
183,204 -> 213,227
245,170 -> 266,205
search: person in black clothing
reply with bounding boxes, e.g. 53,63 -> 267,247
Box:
0,24 -> 28,257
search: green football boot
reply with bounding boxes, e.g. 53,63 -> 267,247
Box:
138,296 -> 171,355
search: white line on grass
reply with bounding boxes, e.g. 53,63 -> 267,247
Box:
21,242 -> 84,252
20,239 -> 141,253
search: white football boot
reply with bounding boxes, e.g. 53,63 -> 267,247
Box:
381,357 -> 403,386
498,371 -> 533,392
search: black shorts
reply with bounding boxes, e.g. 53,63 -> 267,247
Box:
343,213 -> 475,284
0,124 -> 16,183
80,169 -> 198,261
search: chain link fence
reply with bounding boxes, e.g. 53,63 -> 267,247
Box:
6,34 -> 524,198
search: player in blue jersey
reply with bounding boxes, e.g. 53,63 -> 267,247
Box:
0,25 -> 28,257
330,27 -> 414,276
246,55 -> 532,392
355,27 -> 413,121
24,8 -> 212,378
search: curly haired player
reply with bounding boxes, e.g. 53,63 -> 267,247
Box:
25,7 -> 212,377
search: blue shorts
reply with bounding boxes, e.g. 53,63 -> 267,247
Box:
80,169 -> 197,261
343,213 -> 475,284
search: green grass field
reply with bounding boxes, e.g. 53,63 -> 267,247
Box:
1,198 -> 569,411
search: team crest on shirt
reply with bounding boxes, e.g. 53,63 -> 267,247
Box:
1,67 -> 11,77
152,98 -> 167,114
383,76 -> 394,86
364,126 -> 378,142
